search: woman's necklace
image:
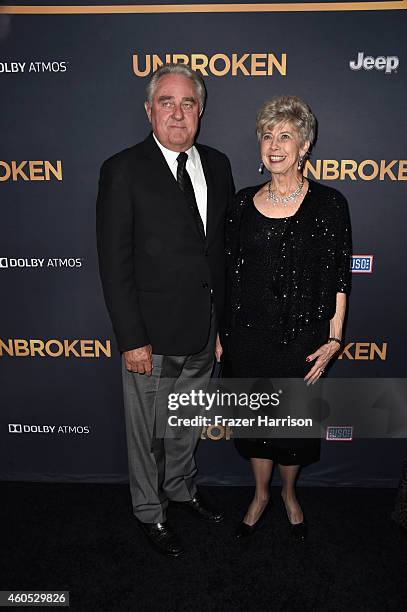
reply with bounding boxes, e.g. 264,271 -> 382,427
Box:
266,176 -> 304,206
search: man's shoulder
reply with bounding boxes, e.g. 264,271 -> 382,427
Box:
196,143 -> 231,166
100,141 -> 148,171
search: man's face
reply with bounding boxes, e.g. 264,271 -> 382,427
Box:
145,74 -> 200,152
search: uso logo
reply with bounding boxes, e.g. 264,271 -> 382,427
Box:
351,255 -> 373,274
326,426 -> 353,441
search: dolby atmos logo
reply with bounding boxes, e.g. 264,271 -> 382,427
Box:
8,424 -> 90,435
0,61 -> 68,74
0,257 -> 83,269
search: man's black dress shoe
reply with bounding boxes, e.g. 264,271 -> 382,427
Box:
137,521 -> 184,557
172,493 -> 224,523
235,501 -> 271,540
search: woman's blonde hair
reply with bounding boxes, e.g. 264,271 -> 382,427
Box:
256,95 -> 316,147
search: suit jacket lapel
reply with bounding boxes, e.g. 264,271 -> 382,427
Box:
197,145 -> 214,245
139,132 -> 178,187
141,133 -> 206,243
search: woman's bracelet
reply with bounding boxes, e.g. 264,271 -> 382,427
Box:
327,337 -> 342,348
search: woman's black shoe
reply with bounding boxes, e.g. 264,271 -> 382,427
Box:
282,497 -> 307,541
235,500 -> 271,540
289,519 -> 308,541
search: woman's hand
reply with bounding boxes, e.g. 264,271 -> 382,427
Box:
304,341 -> 340,385
215,333 -> 223,363
215,334 -> 223,363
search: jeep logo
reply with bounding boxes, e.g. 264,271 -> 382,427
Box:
349,52 -> 399,74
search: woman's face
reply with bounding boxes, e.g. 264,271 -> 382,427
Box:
260,120 -> 309,176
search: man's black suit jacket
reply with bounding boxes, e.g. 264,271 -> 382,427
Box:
96,133 -> 235,355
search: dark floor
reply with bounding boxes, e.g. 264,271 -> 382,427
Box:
1,483 -> 406,611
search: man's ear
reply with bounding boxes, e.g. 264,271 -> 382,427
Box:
144,101 -> 152,123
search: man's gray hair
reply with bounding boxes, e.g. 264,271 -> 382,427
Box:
146,63 -> 206,114
256,95 -> 316,147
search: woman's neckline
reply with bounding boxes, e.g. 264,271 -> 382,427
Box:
251,180 -> 311,220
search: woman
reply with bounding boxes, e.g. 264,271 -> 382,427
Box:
392,457 -> 407,532
223,95 -> 352,540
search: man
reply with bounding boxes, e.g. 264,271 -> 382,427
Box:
96,64 -> 234,557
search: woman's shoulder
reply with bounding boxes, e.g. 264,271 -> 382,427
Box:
226,184 -> 264,229
307,179 -> 349,219
236,183 -> 267,199
232,183 -> 267,208
308,179 -> 348,206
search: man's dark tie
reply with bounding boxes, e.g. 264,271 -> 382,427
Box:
177,152 -> 205,239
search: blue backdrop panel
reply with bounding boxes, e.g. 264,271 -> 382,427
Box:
0,2 -> 406,486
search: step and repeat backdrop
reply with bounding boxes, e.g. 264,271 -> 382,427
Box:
1,1 -> 406,486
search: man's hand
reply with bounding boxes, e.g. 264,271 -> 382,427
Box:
124,345 -> 153,376
215,334 -> 223,363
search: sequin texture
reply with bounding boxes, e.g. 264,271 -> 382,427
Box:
224,179 -> 352,344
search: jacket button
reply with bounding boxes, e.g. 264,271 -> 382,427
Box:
202,282 -> 209,289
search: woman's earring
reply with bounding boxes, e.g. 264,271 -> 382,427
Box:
258,161 -> 264,174
297,155 -> 304,170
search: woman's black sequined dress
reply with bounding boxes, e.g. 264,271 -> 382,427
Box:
223,180 -> 352,465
